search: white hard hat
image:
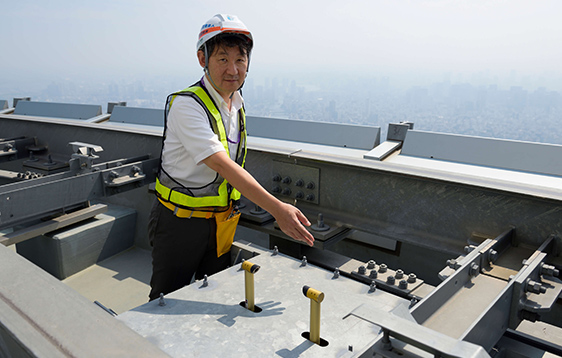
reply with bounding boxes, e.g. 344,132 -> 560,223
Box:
197,14 -> 253,51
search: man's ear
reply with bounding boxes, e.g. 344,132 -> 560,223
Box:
197,50 -> 206,68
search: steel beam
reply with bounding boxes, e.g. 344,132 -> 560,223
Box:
0,204 -> 108,246
0,158 -> 158,229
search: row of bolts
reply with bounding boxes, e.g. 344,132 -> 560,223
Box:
356,260 -> 417,290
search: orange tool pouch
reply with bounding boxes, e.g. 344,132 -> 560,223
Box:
214,204 -> 241,257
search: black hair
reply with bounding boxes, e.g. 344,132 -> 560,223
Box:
200,33 -> 252,59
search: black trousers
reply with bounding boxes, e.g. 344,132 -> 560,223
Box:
148,199 -> 230,301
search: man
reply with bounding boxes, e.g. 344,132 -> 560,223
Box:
148,14 -> 314,301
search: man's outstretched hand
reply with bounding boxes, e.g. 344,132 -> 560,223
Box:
271,202 -> 314,246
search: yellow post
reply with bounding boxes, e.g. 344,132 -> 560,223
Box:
242,260 -> 260,312
302,285 -> 324,345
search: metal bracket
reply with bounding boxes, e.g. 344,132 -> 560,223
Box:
103,164 -> 146,189
344,303 -> 490,358
69,142 -> 103,172
511,235 -> 561,326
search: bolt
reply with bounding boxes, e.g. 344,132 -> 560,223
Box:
399,280 -> 408,289
366,260 -> 376,270
272,246 -> 279,256
525,279 -> 547,294
409,298 -> 418,308
301,256 -> 307,267
295,179 -> 304,187
306,182 -> 315,189
333,267 -> 340,279
358,266 -> 366,275
387,276 -> 396,285
379,263 -> 387,273
158,293 -> 166,306
295,191 -> 304,199
317,213 -> 325,228
395,269 -> 404,279
272,174 -> 281,182
250,205 -> 265,215
109,170 -> 119,181
311,213 -> 330,232
447,259 -> 458,269
272,186 -> 281,193
369,270 -> 378,279
470,263 -> 480,277
282,176 -> 292,184
488,249 -> 498,263
305,194 -> 315,201
407,273 -> 417,283
382,329 -> 392,350
369,281 -> 376,293
282,187 -> 292,196
464,246 -> 472,253
131,165 -> 141,175
540,263 -> 560,277
201,274 -> 208,288
44,154 -> 56,166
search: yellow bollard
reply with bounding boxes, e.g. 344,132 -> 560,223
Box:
302,285 -> 324,345
242,260 -> 260,312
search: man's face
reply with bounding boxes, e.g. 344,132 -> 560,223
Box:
198,45 -> 248,100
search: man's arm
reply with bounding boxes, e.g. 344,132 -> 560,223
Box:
202,151 -> 314,246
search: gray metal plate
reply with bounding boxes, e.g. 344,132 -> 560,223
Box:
247,116 -> 380,150
118,249 -> 407,357
401,130 -> 562,177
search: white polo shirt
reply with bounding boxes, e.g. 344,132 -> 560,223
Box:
160,76 -> 243,189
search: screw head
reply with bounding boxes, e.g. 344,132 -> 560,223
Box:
470,263 -> 480,277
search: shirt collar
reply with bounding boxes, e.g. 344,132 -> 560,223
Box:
202,76 -> 244,112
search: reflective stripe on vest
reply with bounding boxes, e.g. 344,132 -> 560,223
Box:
155,84 -> 247,208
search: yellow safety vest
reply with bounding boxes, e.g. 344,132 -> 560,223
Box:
155,82 -> 247,209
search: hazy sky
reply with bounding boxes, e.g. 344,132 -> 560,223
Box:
2,0 -> 562,87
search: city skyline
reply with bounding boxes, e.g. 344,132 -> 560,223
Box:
3,71 -> 561,147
